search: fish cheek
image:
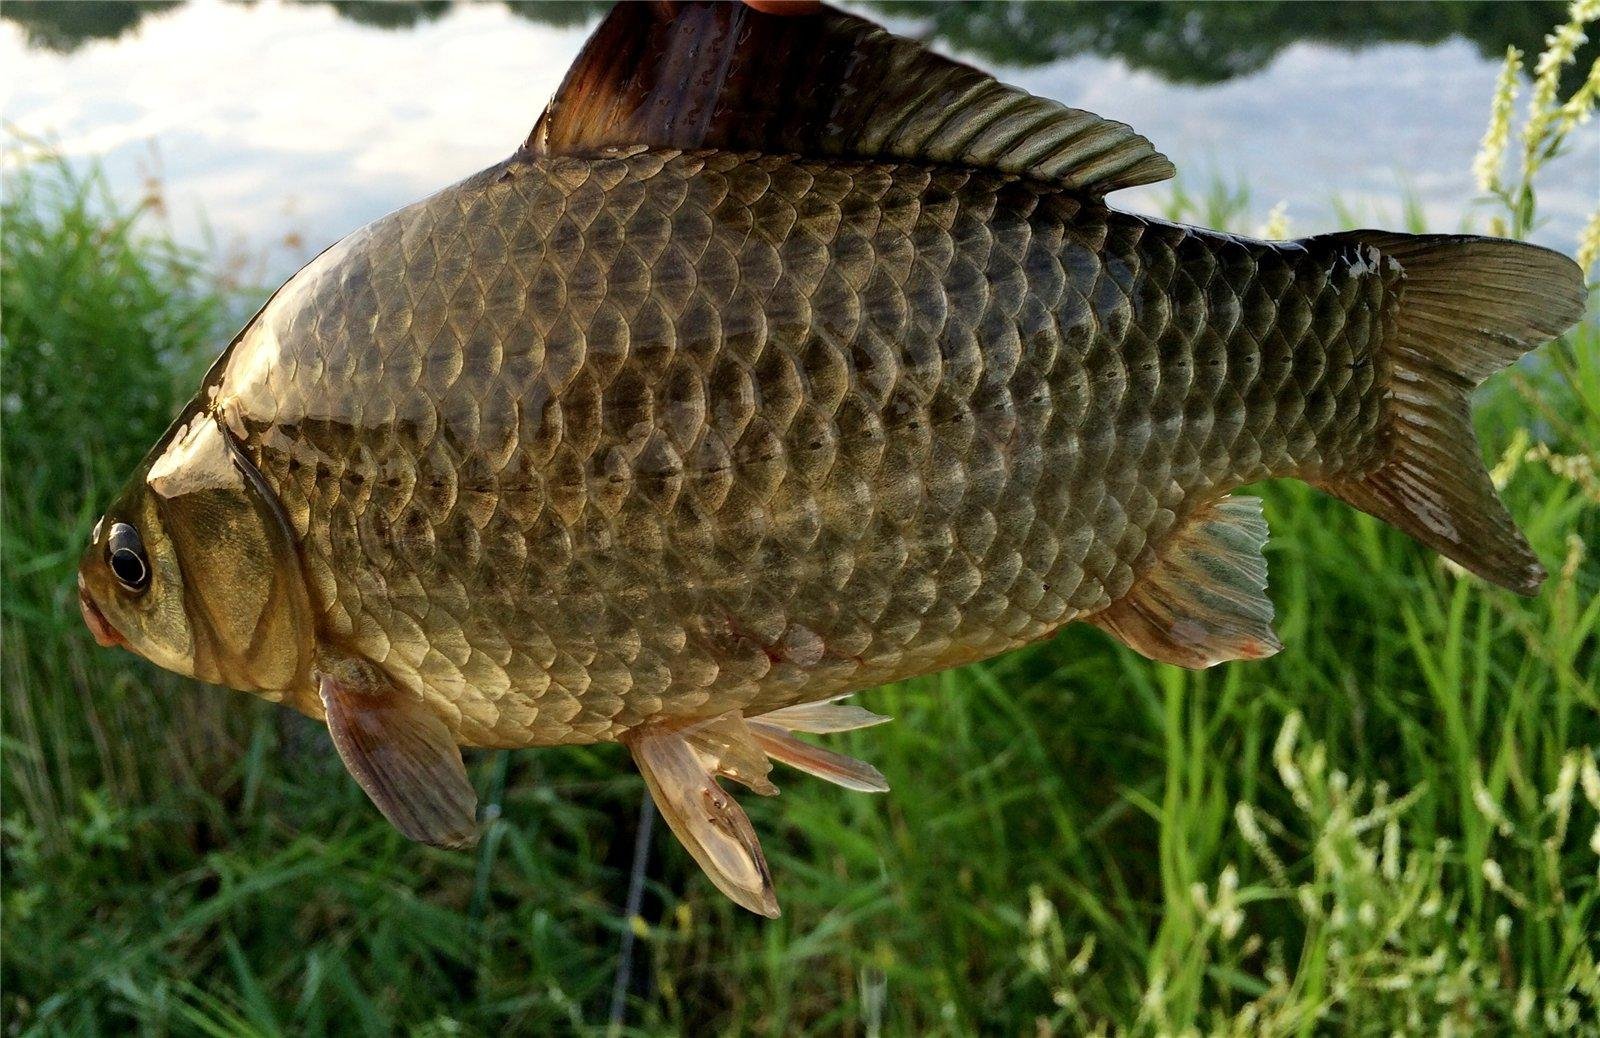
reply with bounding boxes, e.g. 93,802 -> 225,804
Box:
146,417 -> 314,695
159,486 -> 310,694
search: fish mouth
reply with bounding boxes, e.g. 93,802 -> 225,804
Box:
78,574 -> 126,649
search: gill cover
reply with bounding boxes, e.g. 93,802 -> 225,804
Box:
144,410 -> 315,695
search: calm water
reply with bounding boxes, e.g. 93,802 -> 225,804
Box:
5,0 -> 1597,279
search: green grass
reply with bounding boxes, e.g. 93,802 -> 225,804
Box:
3,141 -> 1597,1035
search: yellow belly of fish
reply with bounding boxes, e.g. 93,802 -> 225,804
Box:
219,149 -> 1391,747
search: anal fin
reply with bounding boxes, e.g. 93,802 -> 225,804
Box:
317,656 -> 479,849
1089,495 -> 1281,669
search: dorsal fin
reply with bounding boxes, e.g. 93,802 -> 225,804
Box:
526,1 -> 1174,195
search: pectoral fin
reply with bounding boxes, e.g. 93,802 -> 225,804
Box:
317,658 -> 479,849
1089,495 -> 1281,669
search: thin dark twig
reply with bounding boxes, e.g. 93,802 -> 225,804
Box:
608,793 -> 656,1033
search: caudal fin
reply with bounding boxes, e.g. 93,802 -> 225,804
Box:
1317,231 -> 1585,595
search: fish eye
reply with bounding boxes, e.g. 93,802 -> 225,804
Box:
106,522 -> 150,594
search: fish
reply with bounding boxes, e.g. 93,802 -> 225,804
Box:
78,1 -> 1586,916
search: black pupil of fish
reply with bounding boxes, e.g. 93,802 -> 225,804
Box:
108,524 -> 149,590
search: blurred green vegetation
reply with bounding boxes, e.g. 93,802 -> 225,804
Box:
3,3 -> 1599,1033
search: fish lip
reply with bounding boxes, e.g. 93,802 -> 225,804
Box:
78,574 -> 125,649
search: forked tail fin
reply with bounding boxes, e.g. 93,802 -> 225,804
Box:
1316,231 -> 1585,595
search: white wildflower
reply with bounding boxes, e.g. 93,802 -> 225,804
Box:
1028,884 -> 1054,935
1555,56 -> 1600,138
1524,0 -> 1597,159
1215,866 -> 1243,940
1475,47 -> 1522,192
1472,777 -> 1515,837
1382,818 -> 1401,881
1489,428 -> 1529,490
1023,885 -> 1056,975
1578,204 -> 1600,276
1069,934 -> 1095,977
1580,750 -> 1600,810
1237,802 -> 1289,887
1483,860 -> 1528,908
1259,201 -> 1291,240
1273,713 -> 1306,808
1547,752 -> 1581,839
1141,968 -> 1166,1016
1515,985 -> 1536,1028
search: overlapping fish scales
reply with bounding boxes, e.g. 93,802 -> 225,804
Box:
218,149 -> 1391,747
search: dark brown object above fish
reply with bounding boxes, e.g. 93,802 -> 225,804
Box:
78,0 -> 1584,916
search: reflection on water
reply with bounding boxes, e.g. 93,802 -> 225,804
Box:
7,0 -> 1588,85
5,0 -> 1596,277
876,2 -> 1589,85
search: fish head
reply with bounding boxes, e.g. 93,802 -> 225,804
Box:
79,407 -> 314,698
79,473 -> 194,675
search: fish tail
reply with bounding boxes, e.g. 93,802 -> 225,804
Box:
1316,231 -> 1586,595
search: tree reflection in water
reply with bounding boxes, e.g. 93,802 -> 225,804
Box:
5,0 -> 1591,94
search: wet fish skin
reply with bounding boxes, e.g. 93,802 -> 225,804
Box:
216,148 -> 1391,748
77,0 -> 1584,910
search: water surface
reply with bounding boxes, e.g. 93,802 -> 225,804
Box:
5,0 -> 1596,278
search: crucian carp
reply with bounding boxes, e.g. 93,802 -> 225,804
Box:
79,1 -> 1585,915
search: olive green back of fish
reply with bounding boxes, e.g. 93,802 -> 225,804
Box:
217,149 -> 1390,746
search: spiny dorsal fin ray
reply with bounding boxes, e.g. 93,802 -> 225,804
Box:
1089,495 -> 1281,669
527,1 -> 1173,195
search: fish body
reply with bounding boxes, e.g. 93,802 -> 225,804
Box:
79,2 -> 1585,915
219,150 -> 1388,747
